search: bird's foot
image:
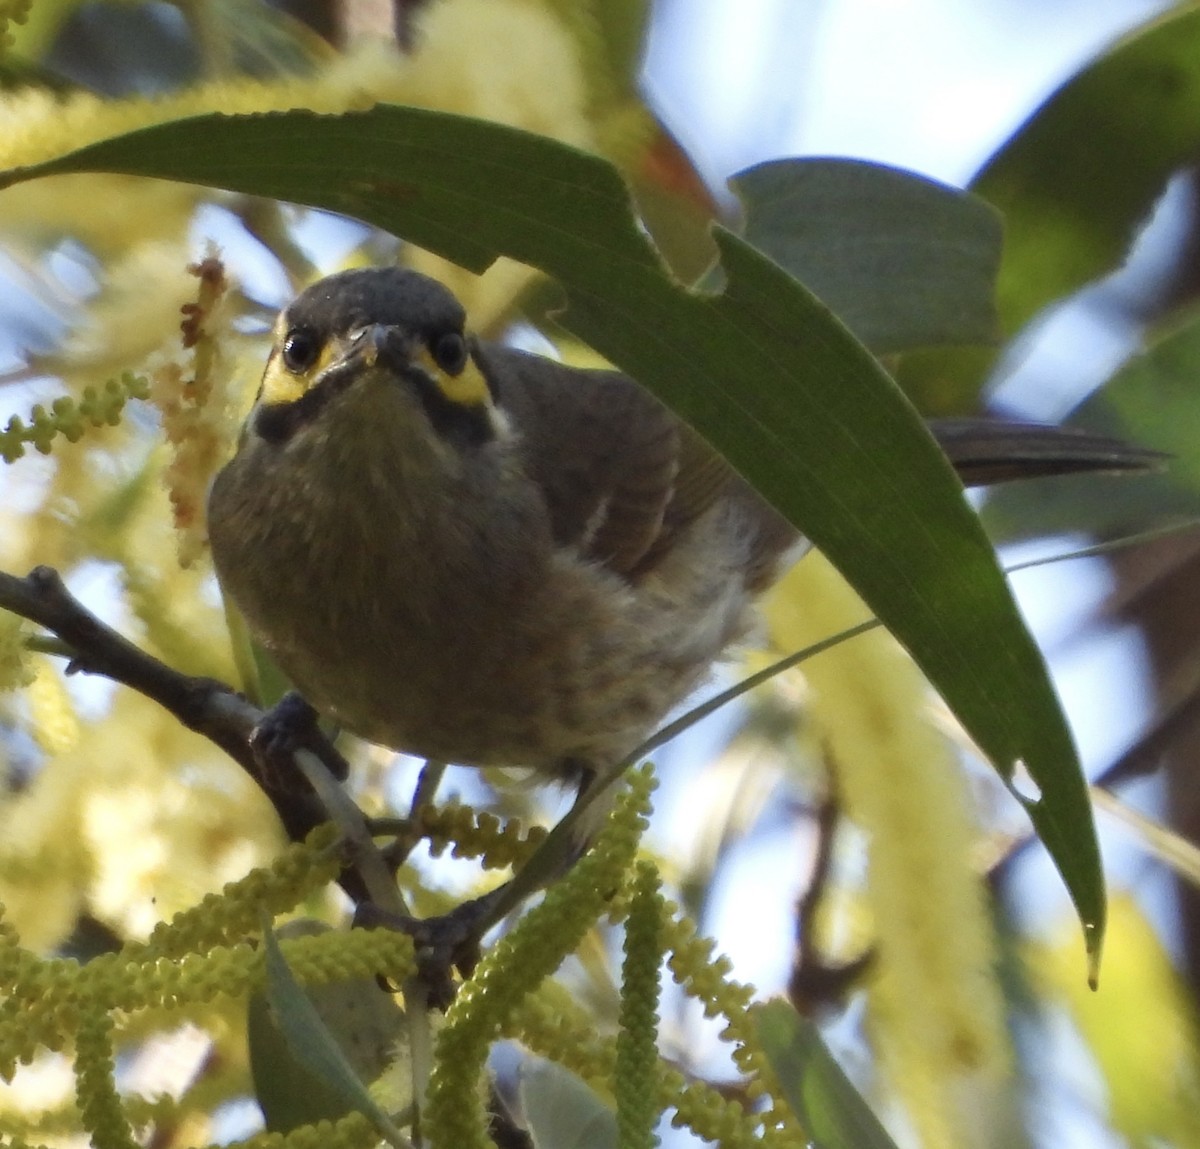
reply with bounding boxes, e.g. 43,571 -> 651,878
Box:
356,885 -> 513,1009
250,691 -> 351,791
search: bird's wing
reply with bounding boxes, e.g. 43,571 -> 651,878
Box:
476,342 -> 744,578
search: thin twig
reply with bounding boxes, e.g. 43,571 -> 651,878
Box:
0,565 -> 373,901
788,785 -> 873,1015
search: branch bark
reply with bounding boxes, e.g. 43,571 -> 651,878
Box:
0,565 -> 372,901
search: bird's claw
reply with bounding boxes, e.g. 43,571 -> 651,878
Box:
250,691 -> 351,790
356,889 -> 511,1009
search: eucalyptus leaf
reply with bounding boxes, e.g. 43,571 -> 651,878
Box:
519,1058 -> 618,1149
756,1000 -> 900,1149
903,2 -> 1200,405
1082,310 -> 1200,495
733,158 -> 1002,353
254,921 -> 407,1145
976,2 -> 1200,338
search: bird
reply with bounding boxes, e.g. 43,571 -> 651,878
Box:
207,266 -> 1156,817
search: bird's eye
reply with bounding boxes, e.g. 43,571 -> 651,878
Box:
431,331 -> 468,376
281,328 -> 320,373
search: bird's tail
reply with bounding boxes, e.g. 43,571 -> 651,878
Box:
929,417 -> 1165,487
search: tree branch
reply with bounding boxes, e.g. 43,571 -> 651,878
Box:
0,565 -> 372,901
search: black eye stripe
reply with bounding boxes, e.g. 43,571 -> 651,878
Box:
405,364 -> 494,448
254,381 -> 335,444
254,354 -> 494,449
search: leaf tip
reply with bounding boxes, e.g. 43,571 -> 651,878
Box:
1085,917 -> 1104,991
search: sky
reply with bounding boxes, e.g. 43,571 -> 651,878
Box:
648,0 -> 1170,186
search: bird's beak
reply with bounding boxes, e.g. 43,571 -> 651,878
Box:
329,323 -> 402,376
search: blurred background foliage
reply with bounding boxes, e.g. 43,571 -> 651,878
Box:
0,1 -> 1197,1148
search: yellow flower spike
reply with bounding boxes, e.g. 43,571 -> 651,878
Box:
509,988 -> 617,1095
238,1132 -> 288,1149
666,1073 -> 766,1149
277,926 -> 415,987
766,554 -> 1010,1149
27,658 -> 79,756
146,941 -> 262,1008
0,415 -> 25,463
661,908 -> 753,1024
277,1112 -> 377,1149
0,611 -> 34,693
0,373 -> 150,463
50,397 -> 85,442
649,901 -> 802,1147
205,1129 -> 287,1149
426,767 -> 655,1149
0,906 -> 22,953
0,951 -> 97,1073
72,1007 -> 137,1149
418,801 -> 547,870
616,860 -> 663,1149
0,0 -> 30,52
149,249 -> 243,567
0,890 -> 408,1078
26,407 -> 58,455
141,825 -> 341,960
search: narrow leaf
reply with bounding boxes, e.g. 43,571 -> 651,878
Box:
256,922 -> 408,1146
756,1000 -> 900,1149
520,1059 -> 618,1149
900,4 -> 1200,406
1082,310 -> 1200,495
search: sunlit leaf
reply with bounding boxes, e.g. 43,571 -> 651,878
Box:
1083,309 -> 1200,495
982,311 -> 1200,541
976,3 -> 1200,336
901,2 -> 1200,407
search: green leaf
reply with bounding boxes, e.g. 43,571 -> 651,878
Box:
980,467 -> 1186,546
755,1000 -> 900,1149
520,1059 -> 618,1149
732,158 -> 1002,353
981,315 -> 1200,543
975,3 -> 1200,338
585,0 -> 652,82
247,989 -> 351,1132
0,104 -> 1104,959
252,921 -> 407,1144
901,3 -> 1200,408
1084,309 -> 1200,494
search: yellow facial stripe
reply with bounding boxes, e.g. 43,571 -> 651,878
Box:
415,346 -> 491,407
258,340 -> 345,406
259,352 -> 307,406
